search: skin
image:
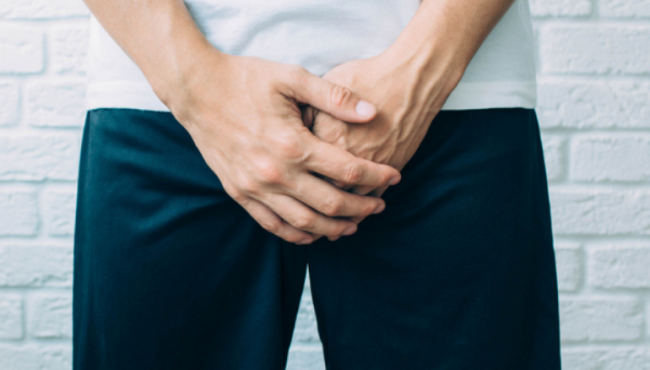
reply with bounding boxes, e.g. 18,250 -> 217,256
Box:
305,0 -> 518,240
83,0 -> 518,244
83,0 -> 402,245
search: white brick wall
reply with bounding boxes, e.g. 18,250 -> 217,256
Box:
0,0 -> 649,369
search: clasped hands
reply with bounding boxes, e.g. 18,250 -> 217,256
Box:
168,46 -> 461,245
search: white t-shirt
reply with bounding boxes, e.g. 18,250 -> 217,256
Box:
86,0 -> 537,111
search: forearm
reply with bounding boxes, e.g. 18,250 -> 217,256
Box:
82,0 -> 222,105
388,0 -> 517,90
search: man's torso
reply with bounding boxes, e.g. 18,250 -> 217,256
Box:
86,0 -> 537,111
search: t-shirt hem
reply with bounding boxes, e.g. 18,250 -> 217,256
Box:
86,82 -> 170,112
441,80 -> 537,110
85,80 -> 537,112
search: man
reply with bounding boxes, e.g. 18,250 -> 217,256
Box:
74,0 -> 561,369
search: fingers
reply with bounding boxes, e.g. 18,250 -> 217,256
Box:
286,173 -> 386,218
347,184 -> 390,226
350,184 -> 376,196
311,172 -> 349,190
290,68 -> 377,124
237,197 -> 315,245
263,192 -> 359,238
305,137 -> 401,187
371,185 -> 390,198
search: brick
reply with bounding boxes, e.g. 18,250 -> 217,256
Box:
26,82 -> 86,127
0,296 -> 23,339
600,0 -> 650,18
589,245 -> 650,289
0,26 -> 43,74
537,80 -> 650,129
0,245 -> 73,288
560,297 -> 643,342
51,25 -> 89,75
29,294 -> 72,339
571,135 -> 650,182
0,0 -> 88,19
0,81 -> 19,126
0,192 -> 39,236
555,243 -> 581,291
562,348 -> 650,370
0,345 -> 71,370
44,191 -> 77,236
286,346 -> 325,370
530,0 -> 592,17
540,25 -> 650,74
541,135 -> 565,182
550,190 -> 650,235
0,135 -> 80,181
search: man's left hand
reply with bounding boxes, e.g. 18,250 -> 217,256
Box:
304,47 -> 464,233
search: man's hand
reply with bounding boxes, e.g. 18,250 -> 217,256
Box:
83,0 -> 402,245
306,48 -> 462,202
82,0 -> 515,244
167,50 -> 401,245
304,0 -> 519,234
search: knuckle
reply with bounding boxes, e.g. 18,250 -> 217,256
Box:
342,163 -> 364,184
381,168 -> 396,185
280,143 -> 304,161
231,192 -> 248,203
276,135 -> 307,162
238,175 -> 263,195
364,200 -> 378,216
322,196 -> 345,217
255,161 -> 285,185
292,214 -> 315,230
328,85 -> 354,108
259,218 -> 281,234
224,184 -> 247,203
336,223 -> 352,235
287,65 -> 309,87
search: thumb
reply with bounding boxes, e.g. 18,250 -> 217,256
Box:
291,70 -> 377,124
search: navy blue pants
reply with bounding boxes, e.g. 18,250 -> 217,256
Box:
73,107 -> 561,369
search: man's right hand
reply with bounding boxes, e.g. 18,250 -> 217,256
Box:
82,0 -> 399,244
163,50 -> 401,245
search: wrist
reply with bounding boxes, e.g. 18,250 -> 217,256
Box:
151,42 -> 226,105
383,1 -> 483,97
382,37 -> 466,101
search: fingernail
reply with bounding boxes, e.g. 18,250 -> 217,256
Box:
342,226 -> 357,236
389,176 -> 401,186
297,238 -> 313,245
372,203 -> 385,214
355,100 -> 376,118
